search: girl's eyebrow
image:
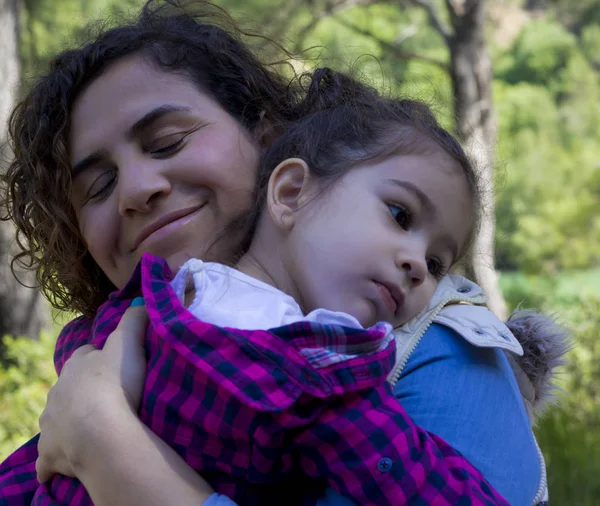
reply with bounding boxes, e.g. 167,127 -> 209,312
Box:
386,179 -> 436,216
72,105 -> 191,177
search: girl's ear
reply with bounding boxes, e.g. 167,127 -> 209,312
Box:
267,158 -> 312,231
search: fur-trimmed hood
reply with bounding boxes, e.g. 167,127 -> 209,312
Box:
506,309 -> 571,417
389,274 -> 571,421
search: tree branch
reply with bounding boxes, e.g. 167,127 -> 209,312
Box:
407,0 -> 453,42
292,0 -> 385,53
443,0 -> 460,27
335,16 -> 450,70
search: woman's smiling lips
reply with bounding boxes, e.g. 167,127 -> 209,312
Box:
131,204 -> 206,252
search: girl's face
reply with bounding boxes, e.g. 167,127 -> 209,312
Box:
69,55 -> 260,288
283,149 -> 473,328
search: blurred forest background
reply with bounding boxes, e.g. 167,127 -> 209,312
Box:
1,0 -> 599,502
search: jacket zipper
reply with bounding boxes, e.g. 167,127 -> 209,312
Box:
388,292 -> 485,387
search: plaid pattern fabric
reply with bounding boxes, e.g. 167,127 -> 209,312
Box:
0,253 -> 510,506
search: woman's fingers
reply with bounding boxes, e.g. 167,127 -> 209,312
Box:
36,432 -> 72,483
69,343 -> 96,358
36,379 -> 81,483
35,449 -> 52,483
100,304 -> 149,411
103,305 -> 149,355
35,302 -> 150,484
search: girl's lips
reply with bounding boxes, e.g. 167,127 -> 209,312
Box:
374,281 -> 398,315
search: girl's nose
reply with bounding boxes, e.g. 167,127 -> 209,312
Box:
397,245 -> 428,288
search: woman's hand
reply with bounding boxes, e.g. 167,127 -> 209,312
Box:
35,303 -> 216,506
36,304 -> 148,483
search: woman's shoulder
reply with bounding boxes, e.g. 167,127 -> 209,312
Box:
435,303 -> 524,355
429,274 -> 522,353
433,276 -> 570,418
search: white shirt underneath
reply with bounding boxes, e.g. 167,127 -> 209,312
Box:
170,258 -> 363,331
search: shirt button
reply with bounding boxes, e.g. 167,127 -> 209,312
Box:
377,457 -> 393,472
187,258 -> 205,274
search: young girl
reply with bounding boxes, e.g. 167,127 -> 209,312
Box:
0,1 -> 565,505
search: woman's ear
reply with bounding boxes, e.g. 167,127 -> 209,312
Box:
267,158 -> 312,231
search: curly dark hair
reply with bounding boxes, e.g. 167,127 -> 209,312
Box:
1,0 -> 299,318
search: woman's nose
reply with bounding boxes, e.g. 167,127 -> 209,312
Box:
117,158 -> 172,215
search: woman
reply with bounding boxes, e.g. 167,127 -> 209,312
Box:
0,1 -> 545,504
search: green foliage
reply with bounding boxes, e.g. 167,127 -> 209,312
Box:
534,294 -> 600,504
581,24 -> 600,68
20,0 -> 115,80
497,19 -> 577,85
500,270 -> 600,503
543,0 -> 600,30
0,332 -> 56,460
494,19 -> 600,274
535,407 -> 600,505
553,295 -> 600,421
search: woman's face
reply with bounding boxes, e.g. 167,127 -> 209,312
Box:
69,55 -> 260,288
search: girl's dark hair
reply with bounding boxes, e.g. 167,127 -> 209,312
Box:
247,68 -> 481,264
1,0 -> 299,317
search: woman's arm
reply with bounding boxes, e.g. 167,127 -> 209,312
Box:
35,307 -> 219,506
70,405 -> 216,506
37,307 -> 511,506
395,323 -> 541,506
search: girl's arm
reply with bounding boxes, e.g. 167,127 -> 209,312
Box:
291,381 -> 511,506
314,323 -> 541,506
395,323 -> 541,506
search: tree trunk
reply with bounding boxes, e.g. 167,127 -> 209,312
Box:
447,0 -> 508,319
0,0 -> 50,343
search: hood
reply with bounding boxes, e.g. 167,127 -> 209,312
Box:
506,309 -> 572,417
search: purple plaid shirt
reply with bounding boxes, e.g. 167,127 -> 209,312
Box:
0,253 -> 509,506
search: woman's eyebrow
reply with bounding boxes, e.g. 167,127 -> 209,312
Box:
126,104 -> 191,140
72,151 -> 105,178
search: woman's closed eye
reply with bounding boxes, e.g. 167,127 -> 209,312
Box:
147,133 -> 188,157
388,203 -> 412,229
85,170 -> 116,203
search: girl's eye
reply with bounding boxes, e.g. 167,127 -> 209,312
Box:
149,135 -> 186,157
86,171 -> 116,203
388,204 -> 412,229
426,257 -> 446,280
